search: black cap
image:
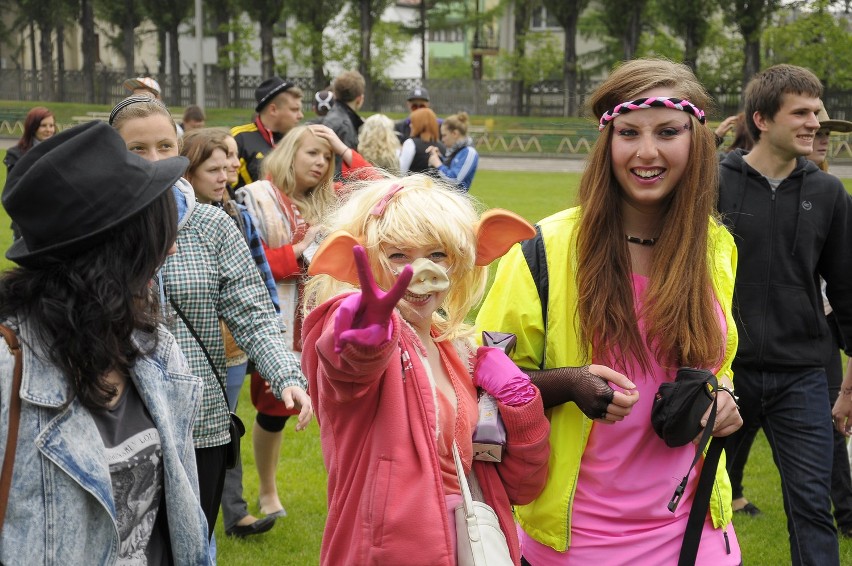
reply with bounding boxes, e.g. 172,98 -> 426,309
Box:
407,87 -> 430,101
255,76 -> 295,113
3,121 -> 188,267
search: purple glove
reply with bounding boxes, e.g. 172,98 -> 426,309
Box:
333,245 -> 413,353
474,347 -> 537,407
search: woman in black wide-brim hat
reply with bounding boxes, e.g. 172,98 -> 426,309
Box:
0,121 -> 212,564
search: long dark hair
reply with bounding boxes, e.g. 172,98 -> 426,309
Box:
16,106 -> 54,154
0,190 -> 178,409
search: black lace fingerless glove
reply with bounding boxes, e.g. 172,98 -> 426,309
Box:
523,366 -> 614,418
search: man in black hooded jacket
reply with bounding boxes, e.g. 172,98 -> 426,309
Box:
718,64 -> 852,566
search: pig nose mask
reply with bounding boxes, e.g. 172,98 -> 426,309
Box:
403,258 -> 450,295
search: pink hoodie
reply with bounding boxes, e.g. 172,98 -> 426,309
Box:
302,293 -> 551,566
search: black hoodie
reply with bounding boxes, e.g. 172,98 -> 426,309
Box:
718,149 -> 852,370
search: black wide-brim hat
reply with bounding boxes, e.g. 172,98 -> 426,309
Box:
3,121 -> 188,267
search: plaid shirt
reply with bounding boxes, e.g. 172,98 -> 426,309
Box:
162,185 -> 304,448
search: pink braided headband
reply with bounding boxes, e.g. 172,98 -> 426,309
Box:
598,97 -> 706,131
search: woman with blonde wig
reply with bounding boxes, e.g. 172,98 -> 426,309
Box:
301,175 -> 550,565
476,58 -> 743,563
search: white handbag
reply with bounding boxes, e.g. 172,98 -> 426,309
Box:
453,442 -> 514,566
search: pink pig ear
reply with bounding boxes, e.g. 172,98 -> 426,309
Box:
474,209 -> 535,266
307,231 -> 363,285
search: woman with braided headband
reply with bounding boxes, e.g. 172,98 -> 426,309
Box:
476,58 -> 743,564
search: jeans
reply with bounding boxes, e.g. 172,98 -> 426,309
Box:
826,314 -> 852,529
726,416 -> 761,501
727,364 -> 839,566
221,362 -> 250,529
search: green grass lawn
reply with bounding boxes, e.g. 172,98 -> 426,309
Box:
1,158 -> 852,564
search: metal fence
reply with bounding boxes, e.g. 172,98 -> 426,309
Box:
3,68 -> 852,121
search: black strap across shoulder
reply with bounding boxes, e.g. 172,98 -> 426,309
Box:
520,224 -> 549,369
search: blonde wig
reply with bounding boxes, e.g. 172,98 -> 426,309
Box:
304,174 -> 487,342
358,114 -> 402,175
260,125 -> 337,225
578,58 -> 723,372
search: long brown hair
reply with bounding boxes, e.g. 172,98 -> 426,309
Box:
577,58 -> 723,372
410,108 -> 440,142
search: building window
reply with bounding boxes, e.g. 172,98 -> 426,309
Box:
531,7 -> 561,30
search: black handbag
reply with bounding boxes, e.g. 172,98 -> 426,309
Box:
168,297 -> 245,470
651,367 -> 726,566
651,367 -> 717,448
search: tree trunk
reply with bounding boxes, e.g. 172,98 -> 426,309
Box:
683,22 -> 698,71
213,6 -> 231,107
38,23 -> 54,101
311,31 -> 326,91
158,29 -> 167,79
169,26 -> 181,105
563,14 -> 578,117
260,21 -> 275,78
80,0 -> 96,103
123,0 -> 136,76
419,0 -> 426,80
359,0 -> 372,109
56,24 -> 65,101
742,36 -> 761,94
511,1 -> 528,116
623,3 -> 642,60
29,23 -> 37,98
233,63 -> 241,108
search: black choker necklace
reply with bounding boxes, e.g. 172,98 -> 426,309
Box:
626,235 -> 657,246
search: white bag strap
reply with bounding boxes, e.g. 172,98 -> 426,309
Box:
453,442 -> 476,521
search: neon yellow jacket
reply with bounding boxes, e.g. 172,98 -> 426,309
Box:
475,206 -> 738,552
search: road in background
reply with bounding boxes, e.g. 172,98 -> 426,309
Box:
480,156 -> 852,179
1,137 -> 849,178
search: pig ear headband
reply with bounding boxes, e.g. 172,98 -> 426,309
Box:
308,186 -> 536,284
598,96 -> 706,131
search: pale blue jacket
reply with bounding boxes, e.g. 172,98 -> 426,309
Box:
0,317 -> 211,565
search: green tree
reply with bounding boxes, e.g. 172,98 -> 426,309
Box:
95,0 -> 146,76
142,0 -> 193,104
764,2 -> 852,90
653,0 -> 717,71
286,0 -> 344,91
243,0 -> 285,78
17,0 -> 69,99
353,0 -> 393,107
541,0 -> 590,116
205,0 -> 239,106
324,6 -> 406,97
80,0 -> 97,102
578,0 -> 648,76
717,0 -> 782,90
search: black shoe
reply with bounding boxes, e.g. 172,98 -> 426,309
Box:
839,525 -> 852,538
225,515 -> 277,538
733,502 -> 762,516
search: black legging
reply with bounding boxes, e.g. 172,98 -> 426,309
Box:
194,444 -> 228,539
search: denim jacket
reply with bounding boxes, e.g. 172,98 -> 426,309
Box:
0,317 -> 211,565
